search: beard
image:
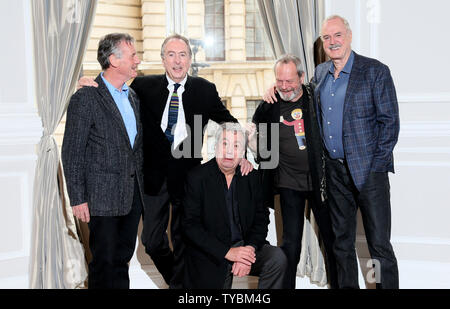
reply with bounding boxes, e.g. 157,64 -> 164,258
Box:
277,84 -> 302,101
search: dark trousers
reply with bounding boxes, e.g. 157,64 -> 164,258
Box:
223,243 -> 287,289
87,179 -> 143,289
278,188 -> 338,289
141,180 -> 184,288
325,157 -> 399,289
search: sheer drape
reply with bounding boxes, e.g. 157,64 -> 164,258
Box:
257,0 -> 324,81
257,0 -> 328,287
30,0 -> 97,289
166,0 -> 188,35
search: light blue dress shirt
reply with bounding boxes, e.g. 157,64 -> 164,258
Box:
320,51 -> 354,159
101,73 -> 137,147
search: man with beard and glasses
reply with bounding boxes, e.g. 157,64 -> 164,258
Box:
264,15 -> 400,289
247,54 -> 338,289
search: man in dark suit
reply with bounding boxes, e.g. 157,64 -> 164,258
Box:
129,34 -> 253,288
182,122 -> 286,289
77,34 -> 253,288
62,33 -> 143,289
311,15 -> 400,288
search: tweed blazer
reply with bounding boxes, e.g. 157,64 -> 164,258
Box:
312,52 -> 400,191
62,74 -> 144,216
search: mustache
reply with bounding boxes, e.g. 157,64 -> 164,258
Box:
329,44 -> 342,49
279,88 -> 295,92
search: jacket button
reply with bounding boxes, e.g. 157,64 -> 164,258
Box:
130,174 -> 135,178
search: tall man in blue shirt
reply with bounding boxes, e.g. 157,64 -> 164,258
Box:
62,33 -> 143,288
312,15 -> 400,288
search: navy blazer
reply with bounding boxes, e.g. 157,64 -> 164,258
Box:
312,52 -> 400,191
62,74 -> 144,216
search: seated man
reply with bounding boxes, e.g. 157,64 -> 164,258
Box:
182,122 -> 287,289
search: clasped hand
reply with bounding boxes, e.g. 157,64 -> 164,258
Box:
225,245 -> 256,277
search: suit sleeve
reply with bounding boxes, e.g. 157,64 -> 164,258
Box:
129,76 -> 143,97
182,171 -> 230,265
206,83 -> 237,124
245,171 -> 269,249
371,65 -> 400,172
61,89 -> 93,207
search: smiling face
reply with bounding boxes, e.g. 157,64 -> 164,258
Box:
110,40 -> 141,81
215,129 -> 245,174
321,17 -> 353,64
162,38 -> 192,83
275,61 -> 304,102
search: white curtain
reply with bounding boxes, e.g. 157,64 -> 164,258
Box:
166,0 -> 188,35
257,0 -> 324,81
30,0 -> 97,289
257,0 -> 328,287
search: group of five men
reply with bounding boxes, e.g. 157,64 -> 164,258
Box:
62,14 -> 400,289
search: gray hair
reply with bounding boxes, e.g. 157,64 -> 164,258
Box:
97,33 -> 135,70
214,122 -> 247,150
274,54 -> 304,78
320,15 -> 352,37
160,34 -> 193,59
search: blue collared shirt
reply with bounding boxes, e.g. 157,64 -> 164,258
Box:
101,73 -> 137,147
319,51 -> 354,159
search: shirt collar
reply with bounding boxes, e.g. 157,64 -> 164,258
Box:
101,72 -> 129,93
328,50 -> 355,75
166,74 -> 188,90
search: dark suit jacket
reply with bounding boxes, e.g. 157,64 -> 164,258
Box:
252,84 -> 326,208
62,74 -> 143,216
130,74 -> 237,198
182,158 -> 269,288
312,52 -> 400,191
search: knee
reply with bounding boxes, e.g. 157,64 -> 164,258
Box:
269,247 -> 288,272
145,243 -> 171,257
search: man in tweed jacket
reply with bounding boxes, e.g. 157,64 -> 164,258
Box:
312,15 -> 400,288
62,33 -> 143,289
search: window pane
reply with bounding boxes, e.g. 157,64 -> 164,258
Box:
216,14 -> 224,28
245,0 -> 273,60
246,28 -> 254,40
204,0 -> 225,61
246,14 -> 254,27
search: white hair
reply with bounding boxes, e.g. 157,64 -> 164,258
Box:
320,15 -> 352,36
214,122 -> 246,149
274,54 -> 304,78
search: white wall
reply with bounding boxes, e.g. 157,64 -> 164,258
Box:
325,0 -> 450,288
0,0 -> 42,288
1,0 -> 449,289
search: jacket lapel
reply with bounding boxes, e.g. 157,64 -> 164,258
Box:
182,75 -> 193,124
128,91 -> 141,150
235,170 -> 249,232
313,61 -> 333,140
343,52 -> 363,117
156,75 -> 170,123
206,159 -> 231,229
95,74 -> 132,148
314,61 -> 331,102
